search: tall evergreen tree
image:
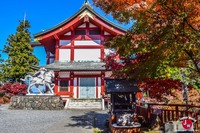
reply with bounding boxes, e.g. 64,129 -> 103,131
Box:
0,54 -> 4,83
1,20 -> 38,82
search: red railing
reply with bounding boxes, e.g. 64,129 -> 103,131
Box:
146,103 -> 200,132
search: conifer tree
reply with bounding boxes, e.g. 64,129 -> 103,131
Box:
1,20 -> 38,82
0,54 -> 4,83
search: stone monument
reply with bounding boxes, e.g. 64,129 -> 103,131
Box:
9,68 -> 64,110
21,67 -> 55,95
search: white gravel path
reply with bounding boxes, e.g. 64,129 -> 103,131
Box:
0,104 -> 107,133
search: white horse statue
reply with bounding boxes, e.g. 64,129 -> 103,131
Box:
21,68 -> 55,95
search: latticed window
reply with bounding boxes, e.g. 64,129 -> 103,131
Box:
59,80 -> 69,92
75,30 -> 86,35
89,30 -> 100,35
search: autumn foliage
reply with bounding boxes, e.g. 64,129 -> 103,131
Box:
138,78 -> 183,99
95,0 -> 200,97
96,0 -> 200,104
162,89 -> 200,105
95,0 -> 200,73
94,0 -> 200,29
0,82 -> 27,104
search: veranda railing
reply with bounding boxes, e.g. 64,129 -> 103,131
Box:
147,103 -> 200,132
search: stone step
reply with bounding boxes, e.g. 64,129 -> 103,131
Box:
66,98 -> 103,110
69,105 -> 102,108
68,103 -> 102,108
69,103 -> 101,105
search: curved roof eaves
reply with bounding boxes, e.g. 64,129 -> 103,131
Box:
34,4 -> 126,38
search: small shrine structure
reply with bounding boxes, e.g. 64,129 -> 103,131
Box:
105,79 -> 142,133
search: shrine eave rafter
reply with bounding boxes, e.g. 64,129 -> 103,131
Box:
30,41 -> 42,47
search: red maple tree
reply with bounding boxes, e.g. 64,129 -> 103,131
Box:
0,82 -> 27,104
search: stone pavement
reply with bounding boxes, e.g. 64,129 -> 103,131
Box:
0,104 -> 108,133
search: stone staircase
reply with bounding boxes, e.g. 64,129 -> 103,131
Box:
65,98 -> 104,110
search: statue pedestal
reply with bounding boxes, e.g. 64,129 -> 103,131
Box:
9,95 -> 64,110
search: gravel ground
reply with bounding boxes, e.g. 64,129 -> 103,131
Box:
0,104 -> 108,133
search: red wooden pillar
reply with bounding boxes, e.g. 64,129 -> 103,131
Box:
55,40 -> 59,60
71,40 -> 74,61
101,73 -> 105,97
100,34 -> 104,61
70,72 -> 74,98
100,47 -> 104,60
54,71 -> 59,94
77,77 -> 79,98
96,77 -> 98,98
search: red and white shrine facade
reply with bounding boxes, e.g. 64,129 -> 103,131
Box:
32,2 -> 125,101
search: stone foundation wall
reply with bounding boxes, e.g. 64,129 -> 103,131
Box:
9,95 -> 64,110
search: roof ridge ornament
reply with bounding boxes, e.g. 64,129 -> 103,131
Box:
82,0 -> 92,8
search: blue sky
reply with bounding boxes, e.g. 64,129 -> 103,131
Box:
0,0 -> 131,66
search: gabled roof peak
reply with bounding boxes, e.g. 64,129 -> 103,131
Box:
34,0 -> 126,38
81,0 -> 92,9
85,0 -> 88,3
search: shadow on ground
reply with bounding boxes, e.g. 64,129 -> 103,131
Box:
64,111 -> 95,129
64,110 -> 109,132
94,111 -> 109,132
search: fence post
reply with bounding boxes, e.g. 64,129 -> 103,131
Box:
160,110 -> 163,125
147,104 -> 151,124
194,112 -> 198,132
175,105 -> 179,120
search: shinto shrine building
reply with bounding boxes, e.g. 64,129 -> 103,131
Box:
32,1 -> 125,103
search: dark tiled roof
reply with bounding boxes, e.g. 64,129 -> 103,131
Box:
105,79 -> 141,93
30,41 -> 42,46
34,2 -> 126,37
41,61 -> 106,71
